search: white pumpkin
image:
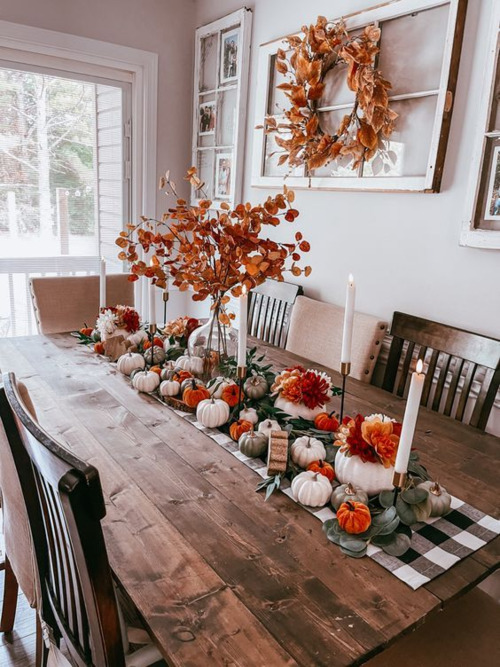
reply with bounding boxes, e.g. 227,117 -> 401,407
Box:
127,329 -> 148,346
196,398 -> 230,428
132,370 -> 160,393
160,361 -> 176,380
291,471 -> 332,507
116,352 -> 145,376
275,395 -> 325,421
334,449 -> 394,496
159,380 -> 181,397
175,355 -> 204,376
208,377 -> 233,399
143,346 -> 166,365
163,338 -> 180,353
290,436 -> 326,468
257,419 -> 280,437
239,407 -> 258,425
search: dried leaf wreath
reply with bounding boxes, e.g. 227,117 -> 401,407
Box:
260,16 -> 398,171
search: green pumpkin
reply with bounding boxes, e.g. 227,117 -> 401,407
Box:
331,482 -> 369,511
238,431 -> 268,458
418,481 -> 451,517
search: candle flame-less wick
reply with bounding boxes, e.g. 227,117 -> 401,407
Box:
348,273 -> 354,285
416,359 -> 424,374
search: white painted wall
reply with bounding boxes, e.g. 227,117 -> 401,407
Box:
193,0 -> 500,340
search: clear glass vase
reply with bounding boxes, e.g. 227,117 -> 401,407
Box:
187,300 -> 237,381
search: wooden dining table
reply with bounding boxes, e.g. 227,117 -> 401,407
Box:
0,333 -> 498,666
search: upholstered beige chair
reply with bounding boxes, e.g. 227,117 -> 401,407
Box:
286,296 -> 388,382
30,274 -> 134,335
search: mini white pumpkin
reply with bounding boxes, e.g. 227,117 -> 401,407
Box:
175,355 -> 204,376
291,436 -> 326,468
196,398 -> 230,428
160,361 -> 176,380
257,419 -> 280,437
159,380 -> 181,397
275,395 -> 324,421
132,370 -> 160,393
116,352 -> 145,376
291,471 -> 332,507
208,377 -> 233,399
243,374 -> 268,399
127,329 -> 148,346
334,449 -> 393,496
143,346 -> 166,365
239,407 -> 258,425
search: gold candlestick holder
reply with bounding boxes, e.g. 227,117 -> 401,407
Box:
392,471 -> 407,505
339,361 -> 351,423
237,365 -> 247,413
162,291 -> 169,327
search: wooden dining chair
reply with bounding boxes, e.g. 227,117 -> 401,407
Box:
247,279 -> 303,348
381,312 -> 500,430
0,373 -> 163,667
286,296 -> 388,382
30,274 -> 135,335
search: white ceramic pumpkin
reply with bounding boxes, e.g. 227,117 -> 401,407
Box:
257,419 -> 280,437
334,449 -> 394,496
176,355 -> 204,375
208,377 -> 233,399
274,395 -> 325,421
239,407 -> 258,425
132,370 -> 160,393
127,329 -> 148,346
196,398 -> 230,428
116,352 -> 145,376
291,471 -> 332,507
159,380 -> 181,397
291,436 -> 326,468
143,346 -> 166,365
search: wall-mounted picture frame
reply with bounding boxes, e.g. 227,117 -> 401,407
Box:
251,0 -> 467,193
192,8 -> 252,209
484,146 -> 500,220
199,101 -> 216,135
220,28 -> 239,84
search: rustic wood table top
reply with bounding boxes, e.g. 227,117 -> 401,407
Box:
0,334 -> 498,667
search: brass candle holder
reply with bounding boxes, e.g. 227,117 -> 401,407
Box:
147,323 -> 157,367
162,290 -> 169,327
237,365 -> 247,414
339,361 -> 351,423
392,471 -> 407,505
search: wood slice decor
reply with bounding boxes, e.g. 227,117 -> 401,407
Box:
162,395 -> 196,414
267,430 -> 288,476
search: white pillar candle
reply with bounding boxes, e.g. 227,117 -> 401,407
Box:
237,286 -> 248,367
340,274 -> 356,364
149,282 -> 157,326
99,257 -> 106,309
395,359 -> 425,474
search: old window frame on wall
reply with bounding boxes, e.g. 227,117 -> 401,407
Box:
461,1 -> 500,249
191,8 -> 252,209
251,0 -> 467,193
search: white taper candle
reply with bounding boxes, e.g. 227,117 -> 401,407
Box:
395,359 -> 425,474
238,286 -> 248,367
149,282 -> 157,326
99,257 -> 106,309
340,274 -> 356,364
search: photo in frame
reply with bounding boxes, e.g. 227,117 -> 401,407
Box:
199,101 -> 216,136
215,153 -> 232,198
220,28 -> 239,84
484,145 -> 500,219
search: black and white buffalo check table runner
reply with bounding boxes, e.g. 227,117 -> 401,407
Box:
172,408 -> 500,590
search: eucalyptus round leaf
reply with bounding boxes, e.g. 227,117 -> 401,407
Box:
324,445 -> 337,464
396,497 -> 418,526
379,489 -> 396,509
376,516 -> 400,536
339,534 -> 368,553
380,533 -> 411,557
371,533 -> 396,547
322,519 -> 336,533
372,505 -> 397,526
401,486 -> 429,505
325,528 -> 342,545
396,523 -> 413,539
340,545 -> 368,559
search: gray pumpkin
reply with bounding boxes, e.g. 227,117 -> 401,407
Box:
331,482 -> 369,511
144,345 -> 166,365
238,431 -> 268,458
243,374 -> 268,400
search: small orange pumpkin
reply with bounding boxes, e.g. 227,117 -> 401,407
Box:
183,380 -> 210,408
80,327 -> 93,336
229,419 -> 253,441
307,460 -> 335,482
221,383 -> 240,407
173,370 -> 193,383
336,501 -> 371,535
150,365 -> 162,376
94,342 -> 105,355
143,336 -> 163,350
314,411 -> 339,432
